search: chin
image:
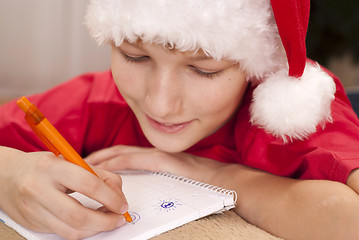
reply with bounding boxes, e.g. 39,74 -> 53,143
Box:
152,143 -> 188,153
148,138 -> 193,153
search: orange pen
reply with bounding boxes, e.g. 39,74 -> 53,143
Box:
17,96 -> 133,224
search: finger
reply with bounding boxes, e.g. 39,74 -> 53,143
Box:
5,151 -> 127,237
51,159 -> 128,215
95,168 -> 130,209
10,185 -> 102,239
85,145 -> 141,165
95,150 -> 217,182
95,168 -> 124,194
23,197 -> 106,239
97,205 -> 111,213
36,185 -> 126,233
85,145 -> 155,166
85,146 -> 122,165
96,150 -> 172,173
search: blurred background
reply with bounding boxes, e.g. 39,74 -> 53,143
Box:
0,0 -> 359,101
0,0 -> 110,101
307,0 -> 359,90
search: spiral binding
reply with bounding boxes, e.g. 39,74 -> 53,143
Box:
151,171 -> 238,203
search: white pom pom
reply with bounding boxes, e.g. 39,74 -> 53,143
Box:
250,62 -> 336,142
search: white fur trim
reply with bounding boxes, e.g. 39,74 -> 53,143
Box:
85,0 -> 336,141
250,62 -> 336,142
85,0 -> 287,78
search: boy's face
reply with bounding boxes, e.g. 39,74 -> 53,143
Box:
111,41 -> 248,153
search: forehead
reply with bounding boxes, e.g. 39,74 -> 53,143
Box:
122,40 -> 220,61
86,0 -> 281,77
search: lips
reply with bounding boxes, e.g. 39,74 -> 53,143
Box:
146,115 -> 192,134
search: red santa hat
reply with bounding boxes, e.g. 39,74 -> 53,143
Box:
84,0 -> 336,142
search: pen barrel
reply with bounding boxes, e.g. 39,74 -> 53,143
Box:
35,118 -> 98,177
17,96 -> 132,223
17,96 -> 98,177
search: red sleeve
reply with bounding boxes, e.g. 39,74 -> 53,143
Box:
0,71 -> 112,154
0,70 -> 149,157
235,69 -> 359,183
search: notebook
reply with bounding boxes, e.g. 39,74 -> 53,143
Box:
0,171 -> 237,240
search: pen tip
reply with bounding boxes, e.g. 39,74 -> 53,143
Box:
124,212 -> 133,224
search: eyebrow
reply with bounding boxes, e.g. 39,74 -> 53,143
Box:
123,40 -> 215,61
122,40 -> 143,48
188,54 -> 213,61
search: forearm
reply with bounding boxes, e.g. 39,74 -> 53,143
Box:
211,164 -> 359,240
0,146 -> 24,207
84,146 -> 359,239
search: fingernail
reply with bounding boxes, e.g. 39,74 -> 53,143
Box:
120,202 -> 129,214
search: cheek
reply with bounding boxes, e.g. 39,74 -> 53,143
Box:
196,77 -> 248,118
111,63 -> 142,100
111,51 -> 138,97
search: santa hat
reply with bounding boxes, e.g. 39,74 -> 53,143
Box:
84,0 -> 336,142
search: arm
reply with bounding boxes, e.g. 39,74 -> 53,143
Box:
0,146 -> 128,239
347,169 -> 359,193
216,163 -> 359,240
86,145 -> 359,240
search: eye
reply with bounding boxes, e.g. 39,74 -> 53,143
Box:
190,66 -> 222,79
120,50 -> 150,63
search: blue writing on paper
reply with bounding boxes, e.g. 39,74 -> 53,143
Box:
128,212 -> 141,224
157,199 -> 182,212
161,201 -> 174,209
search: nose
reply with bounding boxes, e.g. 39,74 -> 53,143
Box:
144,68 -> 183,118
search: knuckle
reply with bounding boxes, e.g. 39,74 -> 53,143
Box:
111,154 -> 130,170
17,175 -> 41,200
33,153 -> 55,171
104,173 -> 123,189
17,177 -> 36,197
112,145 -> 126,154
84,178 -> 104,196
100,160 -> 114,170
116,154 -> 127,164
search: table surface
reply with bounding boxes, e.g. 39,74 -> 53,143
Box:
0,210 -> 282,240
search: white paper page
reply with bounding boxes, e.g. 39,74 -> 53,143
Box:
0,171 -> 236,240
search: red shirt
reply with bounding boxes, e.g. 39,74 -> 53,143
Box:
1,69 -> 359,183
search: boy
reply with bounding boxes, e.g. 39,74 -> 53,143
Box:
1,0 -> 359,239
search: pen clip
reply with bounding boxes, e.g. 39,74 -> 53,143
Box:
25,113 -> 60,156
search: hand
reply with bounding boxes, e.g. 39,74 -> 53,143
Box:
0,147 -> 128,240
85,146 -> 359,240
85,145 -> 227,184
